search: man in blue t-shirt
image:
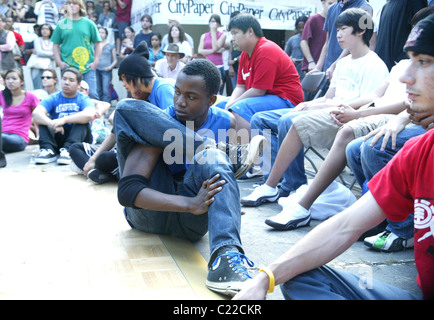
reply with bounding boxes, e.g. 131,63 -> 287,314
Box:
114,59 -> 266,297
33,67 -> 95,165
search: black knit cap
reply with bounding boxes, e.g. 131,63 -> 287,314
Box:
118,41 -> 154,78
404,14 -> 434,57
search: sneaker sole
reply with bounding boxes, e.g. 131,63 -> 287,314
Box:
265,215 -> 311,231
35,157 -> 57,164
205,280 -> 248,297
363,238 -> 414,253
241,193 -> 279,207
57,158 -> 72,165
235,136 -> 267,179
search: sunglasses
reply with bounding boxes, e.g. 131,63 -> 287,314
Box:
41,76 -> 54,79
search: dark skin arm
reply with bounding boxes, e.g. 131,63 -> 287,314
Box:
122,143 -> 226,215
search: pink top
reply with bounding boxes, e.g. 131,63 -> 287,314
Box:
204,31 -> 224,66
1,91 -> 39,143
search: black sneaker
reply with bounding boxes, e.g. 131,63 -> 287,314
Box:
35,148 -> 57,164
0,150 -> 6,168
88,168 -> 117,184
57,148 -> 72,165
206,249 -> 255,296
217,135 -> 267,179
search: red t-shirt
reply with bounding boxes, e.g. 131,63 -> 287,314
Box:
237,37 -> 304,106
368,130 -> 434,300
115,0 -> 132,22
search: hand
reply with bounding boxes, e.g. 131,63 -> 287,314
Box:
87,61 -> 98,70
189,174 -> 226,215
329,104 -> 357,126
50,118 -> 65,134
83,158 -> 96,176
232,272 -> 269,300
58,61 -> 69,70
363,116 -> 407,151
293,102 -> 309,112
406,105 -> 434,131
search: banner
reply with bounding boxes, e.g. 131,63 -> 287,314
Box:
131,0 -> 316,31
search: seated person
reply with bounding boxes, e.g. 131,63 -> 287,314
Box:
215,13 -> 304,134
243,8 -> 389,210
234,15 -> 434,300
32,67 -> 95,165
154,43 -> 186,81
114,59 -> 266,296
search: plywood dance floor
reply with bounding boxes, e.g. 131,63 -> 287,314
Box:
0,171 -> 223,300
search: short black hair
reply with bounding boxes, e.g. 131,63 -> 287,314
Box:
336,8 -> 373,46
61,67 -> 82,83
228,12 -> 263,38
180,59 -> 221,96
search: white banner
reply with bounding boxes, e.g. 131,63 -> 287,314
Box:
131,0 -> 316,31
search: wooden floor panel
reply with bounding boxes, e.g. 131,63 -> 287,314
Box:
0,171 -> 221,300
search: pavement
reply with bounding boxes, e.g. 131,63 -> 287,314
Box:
0,141 -> 422,300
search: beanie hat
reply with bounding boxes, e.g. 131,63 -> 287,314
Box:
404,14 -> 434,57
118,41 -> 154,78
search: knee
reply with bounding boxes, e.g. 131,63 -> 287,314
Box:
277,113 -> 295,133
336,126 -> 355,144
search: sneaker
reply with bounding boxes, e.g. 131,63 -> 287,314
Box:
69,161 -> 84,175
245,165 -> 264,179
206,249 -> 255,296
241,184 -> 279,207
265,203 -> 311,230
364,231 -> 414,252
88,168 -> 117,184
216,135 -> 267,179
0,151 -> 6,168
35,148 -> 57,164
57,148 -> 72,165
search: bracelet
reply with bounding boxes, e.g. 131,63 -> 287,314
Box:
260,267 -> 275,293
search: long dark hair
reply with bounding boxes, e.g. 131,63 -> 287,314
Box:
168,25 -> 186,43
2,69 -> 24,107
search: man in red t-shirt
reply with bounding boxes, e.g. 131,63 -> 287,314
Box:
233,14 -> 434,301
216,13 -> 303,134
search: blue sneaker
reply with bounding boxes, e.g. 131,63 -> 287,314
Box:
206,250 -> 255,296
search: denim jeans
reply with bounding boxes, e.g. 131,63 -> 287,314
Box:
1,133 -> 27,152
281,265 -> 421,300
83,69 -> 99,100
114,99 -> 244,265
345,124 -> 427,239
96,69 -> 112,103
38,123 -> 92,153
250,109 -> 308,193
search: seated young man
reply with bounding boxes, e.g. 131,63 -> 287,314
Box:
234,14 -> 434,300
215,13 -> 304,133
32,67 -> 95,165
114,59 -> 266,296
242,9 -> 390,227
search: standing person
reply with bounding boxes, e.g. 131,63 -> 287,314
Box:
114,58 -> 266,296
301,0 -> 336,73
154,43 -> 185,81
234,14 -> 434,301
216,13 -> 304,134
96,26 -> 117,103
133,14 -> 155,49
164,24 -> 192,63
28,23 -> 55,90
284,15 -> 308,81
148,32 -> 164,67
51,0 -> 102,100
4,17 -> 25,70
97,0 -> 115,28
34,0 -> 59,28
0,15 -> 16,73
32,67 -> 95,165
0,69 -> 39,156
110,0 -> 132,55
198,14 -> 227,94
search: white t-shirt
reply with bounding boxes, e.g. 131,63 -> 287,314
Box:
330,50 -> 389,104
375,59 -> 409,105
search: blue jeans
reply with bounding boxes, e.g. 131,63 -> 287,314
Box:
345,124 -> 426,239
96,69 -> 112,103
250,109 -> 308,193
114,99 -> 244,265
281,265 -> 420,300
215,94 -> 294,123
1,133 -> 27,152
83,69 -> 99,100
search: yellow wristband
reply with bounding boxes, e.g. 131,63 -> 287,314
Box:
260,267 -> 275,293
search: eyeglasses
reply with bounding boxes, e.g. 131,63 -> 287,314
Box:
41,76 -> 53,79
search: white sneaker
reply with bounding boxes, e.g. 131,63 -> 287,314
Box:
265,203 -> 311,230
241,184 -> 279,207
364,231 -> 414,252
57,148 -> 72,165
69,161 -> 84,175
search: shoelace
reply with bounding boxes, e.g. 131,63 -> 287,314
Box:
220,251 -> 255,279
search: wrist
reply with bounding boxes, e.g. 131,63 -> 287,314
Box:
260,266 -> 275,293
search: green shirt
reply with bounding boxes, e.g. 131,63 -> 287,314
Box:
51,17 -> 101,74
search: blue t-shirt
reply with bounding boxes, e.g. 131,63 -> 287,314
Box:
164,105 -> 232,176
323,0 -> 372,72
149,77 -> 175,110
39,91 -> 95,125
